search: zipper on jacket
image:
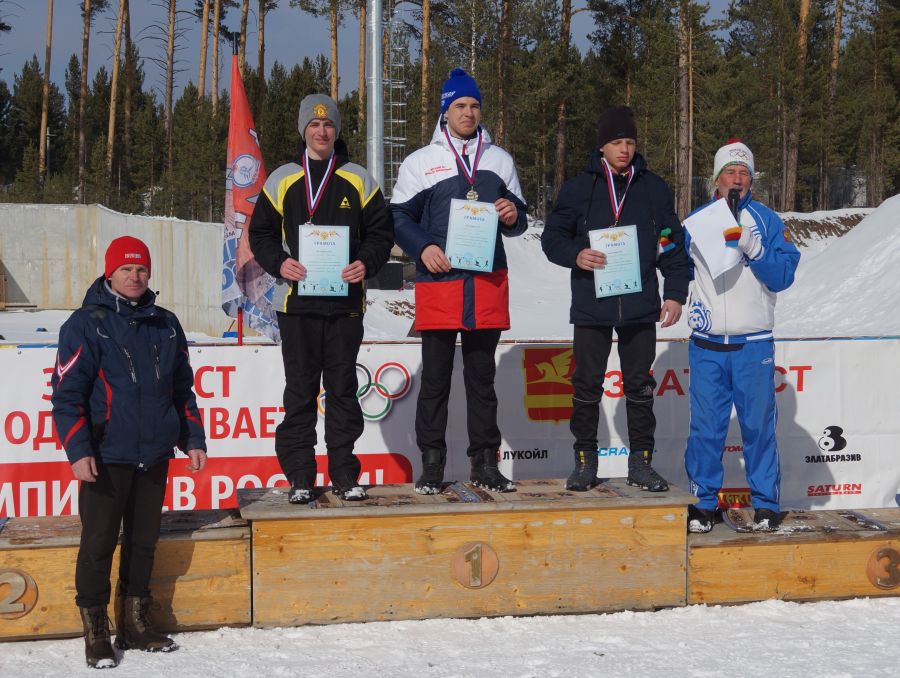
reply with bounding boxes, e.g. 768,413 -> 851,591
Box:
122,347 -> 137,383
152,344 -> 161,381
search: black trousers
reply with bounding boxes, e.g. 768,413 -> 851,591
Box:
416,328 -> 502,457
275,312 -> 364,489
75,460 -> 169,608
570,323 -> 657,453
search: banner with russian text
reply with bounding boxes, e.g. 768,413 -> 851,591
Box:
221,52 -> 280,341
1,340 -> 898,517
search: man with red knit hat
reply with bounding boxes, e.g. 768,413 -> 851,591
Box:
683,139 -> 800,533
52,236 -> 207,668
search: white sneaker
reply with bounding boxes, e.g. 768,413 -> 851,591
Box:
335,485 -> 368,501
288,486 -> 313,504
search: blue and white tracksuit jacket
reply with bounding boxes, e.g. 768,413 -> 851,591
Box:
683,191 -> 800,511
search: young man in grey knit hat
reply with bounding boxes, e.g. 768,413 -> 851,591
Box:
249,93 -> 394,503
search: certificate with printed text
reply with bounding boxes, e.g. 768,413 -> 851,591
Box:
297,225 -> 349,296
589,225 -> 642,298
445,199 -> 499,273
682,197 -> 742,278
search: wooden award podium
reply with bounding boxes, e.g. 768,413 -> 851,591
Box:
238,479 -> 695,627
688,508 -> 900,604
0,510 -> 250,641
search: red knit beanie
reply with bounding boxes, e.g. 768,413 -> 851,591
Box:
104,236 -> 151,278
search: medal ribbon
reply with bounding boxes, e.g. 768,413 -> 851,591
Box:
302,149 -> 337,221
443,127 -> 484,193
602,157 -> 634,225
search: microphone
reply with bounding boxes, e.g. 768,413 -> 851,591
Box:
727,188 -> 741,221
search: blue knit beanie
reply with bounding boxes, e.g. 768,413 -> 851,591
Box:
440,68 -> 482,114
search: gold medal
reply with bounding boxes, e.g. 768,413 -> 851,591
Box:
466,189 -> 479,201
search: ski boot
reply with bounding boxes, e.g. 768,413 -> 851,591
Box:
470,449 -> 515,492
626,449 -> 669,492
565,450 -> 599,491
415,448 -> 446,495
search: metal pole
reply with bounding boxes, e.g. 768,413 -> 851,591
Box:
366,0 -> 384,188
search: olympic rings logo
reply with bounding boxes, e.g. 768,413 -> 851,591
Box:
316,361 -> 412,421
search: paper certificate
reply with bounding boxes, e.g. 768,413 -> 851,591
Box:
682,198 -> 742,278
588,225 -> 642,298
297,224 -> 349,296
445,199 -> 499,272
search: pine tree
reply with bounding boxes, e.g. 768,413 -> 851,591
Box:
11,143 -> 42,202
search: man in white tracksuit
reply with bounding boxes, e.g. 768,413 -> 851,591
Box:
683,139 -> 800,533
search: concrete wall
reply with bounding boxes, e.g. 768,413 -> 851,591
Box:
0,203 -> 225,336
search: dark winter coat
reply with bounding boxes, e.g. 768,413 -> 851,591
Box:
541,151 -> 691,326
51,277 -> 206,468
248,140 -> 394,316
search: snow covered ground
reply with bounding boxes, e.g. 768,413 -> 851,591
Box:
4,597 -> 899,677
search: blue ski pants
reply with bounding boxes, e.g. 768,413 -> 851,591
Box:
684,338 -> 780,511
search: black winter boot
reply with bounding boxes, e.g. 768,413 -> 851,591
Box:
626,449 -> 669,492
415,448 -> 446,495
470,449 -> 515,492
565,450 -> 599,491
115,594 -> 177,652
79,605 -> 118,669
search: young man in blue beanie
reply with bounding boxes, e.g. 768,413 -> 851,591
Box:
542,106 -> 691,494
391,68 -> 528,494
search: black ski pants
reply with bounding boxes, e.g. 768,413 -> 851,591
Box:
415,328 -> 502,457
75,460 -> 169,608
570,322 -> 657,453
275,312 -> 364,489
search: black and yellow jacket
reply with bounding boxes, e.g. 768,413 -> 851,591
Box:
248,141 -> 394,316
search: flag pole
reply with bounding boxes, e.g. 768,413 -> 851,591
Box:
232,33 -> 244,346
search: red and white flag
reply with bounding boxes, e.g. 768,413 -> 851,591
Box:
221,51 -> 279,341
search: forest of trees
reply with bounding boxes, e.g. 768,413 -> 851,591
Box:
0,0 -> 896,223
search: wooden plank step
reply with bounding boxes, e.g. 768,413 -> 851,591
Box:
688,508 -> 900,605
0,510 -> 251,641
241,480 -> 693,627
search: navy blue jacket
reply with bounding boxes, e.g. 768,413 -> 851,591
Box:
51,277 -> 206,468
542,151 -> 691,326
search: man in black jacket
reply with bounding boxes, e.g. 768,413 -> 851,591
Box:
52,236 -> 207,668
249,94 -> 394,503
541,106 -> 690,492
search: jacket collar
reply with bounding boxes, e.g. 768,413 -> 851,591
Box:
82,276 -> 158,319
431,117 -> 493,153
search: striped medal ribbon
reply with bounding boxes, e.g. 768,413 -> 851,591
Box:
444,127 -> 484,200
602,157 -> 634,225
302,149 -> 337,223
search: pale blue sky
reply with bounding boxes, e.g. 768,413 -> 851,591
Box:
0,1 -> 728,103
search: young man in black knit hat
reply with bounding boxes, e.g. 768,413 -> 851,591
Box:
542,106 -> 690,493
